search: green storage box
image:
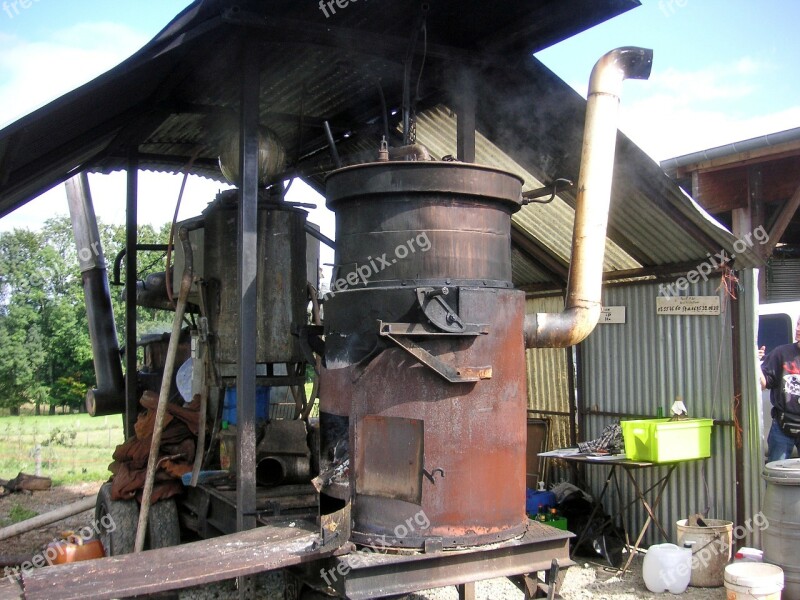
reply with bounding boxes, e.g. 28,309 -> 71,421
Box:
621,418 -> 713,463
545,516 -> 568,530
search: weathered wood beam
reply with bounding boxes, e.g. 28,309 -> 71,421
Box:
22,521 -> 330,600
765,182 -> 800,256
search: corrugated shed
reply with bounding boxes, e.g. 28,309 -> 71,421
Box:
580,277 -> 741,546
765,258 -> 800,302
525,296 -> 573,453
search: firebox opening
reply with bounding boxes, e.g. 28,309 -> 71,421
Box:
257,457 -> 285,485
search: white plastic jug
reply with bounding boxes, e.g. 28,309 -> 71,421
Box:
643,543 -> 692,594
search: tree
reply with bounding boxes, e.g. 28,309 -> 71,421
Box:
0,217 -> 172,414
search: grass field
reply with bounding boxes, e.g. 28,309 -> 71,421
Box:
0,414 -> 123,485
0,384 -> 318,487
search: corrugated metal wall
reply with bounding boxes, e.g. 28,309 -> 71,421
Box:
579,274 -> 761,546
766,258 -> 800,302
525,296 -> 573,455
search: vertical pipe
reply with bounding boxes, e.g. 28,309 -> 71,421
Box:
566,346 -> 578,447
456,75 -> 476,163
125,152 -> 139,440
730,273 -> 746,547
236,35 -> 259,535
65,173 -> 124,416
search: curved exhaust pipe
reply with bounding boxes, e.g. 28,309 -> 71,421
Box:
524,47 -> 653,348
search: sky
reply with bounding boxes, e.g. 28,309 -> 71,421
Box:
0,0 -> 798,264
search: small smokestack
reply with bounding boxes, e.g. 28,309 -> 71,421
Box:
66,173 -> 125,415
524,47 -> 653,348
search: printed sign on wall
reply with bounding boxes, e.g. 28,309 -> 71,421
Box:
656,296 -> 721,316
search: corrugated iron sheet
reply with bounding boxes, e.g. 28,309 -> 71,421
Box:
525,296 -> 573,454
765,257 -> 800,302
580,277 -> 746,546
414,107 -> 639,272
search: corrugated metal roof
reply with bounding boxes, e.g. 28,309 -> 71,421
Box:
0,0 -> 759,288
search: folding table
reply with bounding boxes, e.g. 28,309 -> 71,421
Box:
557,454 -> 700,576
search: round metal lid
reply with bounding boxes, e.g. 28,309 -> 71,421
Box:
763,458 -> 800,484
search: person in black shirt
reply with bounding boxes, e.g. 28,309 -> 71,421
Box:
760,318 -> 800,462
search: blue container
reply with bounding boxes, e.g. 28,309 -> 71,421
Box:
222,386 -> 271,425
526,489 -> 556,516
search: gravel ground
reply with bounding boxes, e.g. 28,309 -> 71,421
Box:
0,486 -> 730,599
401,554 -> 727,600
175,553 -> 729,599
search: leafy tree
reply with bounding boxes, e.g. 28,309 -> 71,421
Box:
0,216 -> 172,414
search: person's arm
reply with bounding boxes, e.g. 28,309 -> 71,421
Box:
761,348 -> 779,391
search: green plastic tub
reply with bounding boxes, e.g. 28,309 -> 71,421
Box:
621,418 -> 713,463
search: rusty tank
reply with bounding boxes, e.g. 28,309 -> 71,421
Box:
322,163 -> 527,548
319,46 -> 654,550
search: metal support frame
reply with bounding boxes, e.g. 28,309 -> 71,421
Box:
235,33 -> 262,600
236,34 -> 260,537
729,275 -> 746,548
566,458 -> 680,576
293,523 -> 573,600
125,151 -> 138,439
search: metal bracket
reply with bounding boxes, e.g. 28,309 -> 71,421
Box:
379,322 -> 488,337
417,286 -> 464,332
319,501 -> 352,550
380,322 -> 491,383
521,178 -> 574,205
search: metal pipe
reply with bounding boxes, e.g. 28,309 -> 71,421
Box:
323,120 -> 341,169
524,47 -> 653,348
65,173 -> 125,416
125,153 -> 139,438
387,143 -> 432,162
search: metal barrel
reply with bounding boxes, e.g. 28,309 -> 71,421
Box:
325,162 -> 522,288
762,459 -> 800,598
203,190 -> 308,372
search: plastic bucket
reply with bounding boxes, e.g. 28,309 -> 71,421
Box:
763,458 -> 800,599
676,518 -> 732,587
724,562 -> 783,600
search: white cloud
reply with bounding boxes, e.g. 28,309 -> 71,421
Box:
0,22 -> 147,127
613,57 -> 800,162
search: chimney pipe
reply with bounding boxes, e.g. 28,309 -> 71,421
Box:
524,47 -> 652,348
66,173 -> 126,415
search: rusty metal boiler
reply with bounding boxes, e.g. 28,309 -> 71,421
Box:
321,162 -> 528,549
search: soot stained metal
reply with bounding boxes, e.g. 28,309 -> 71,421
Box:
320,47 -> 653,550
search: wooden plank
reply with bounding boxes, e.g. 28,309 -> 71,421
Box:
22,520 -> 330,600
